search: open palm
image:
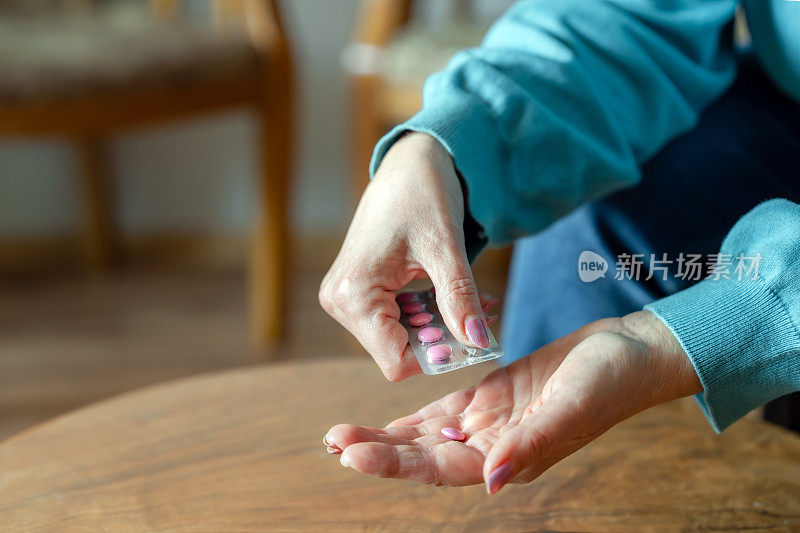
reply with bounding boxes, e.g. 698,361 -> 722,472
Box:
324,312 -> 700,493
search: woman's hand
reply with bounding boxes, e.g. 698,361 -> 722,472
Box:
319,132 -> 491,382
323,311 -> 702,493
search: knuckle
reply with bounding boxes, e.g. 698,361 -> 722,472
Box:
330,276 -> 353,303
441,275 -> 478,305
317,283 -> 335,314
319,274 -> 358,315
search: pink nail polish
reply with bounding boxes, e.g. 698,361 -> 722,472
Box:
466,317 -> 490,349
486,462 -> 512,494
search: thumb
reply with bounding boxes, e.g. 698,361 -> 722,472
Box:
421,247 -> 489,350
482,391 -> 586,495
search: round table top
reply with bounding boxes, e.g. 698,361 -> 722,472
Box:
1,357 -> 799,532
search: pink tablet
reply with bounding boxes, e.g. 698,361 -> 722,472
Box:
426,344 -> 452,364
401,301 -> 426,314
418,326 -> 443,344
441,427 -> 466,441
399,289 -> 502,375
409,312 -> 433,327
396,292 -> 419,304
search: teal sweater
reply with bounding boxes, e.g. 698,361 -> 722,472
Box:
369,0 -> 800,431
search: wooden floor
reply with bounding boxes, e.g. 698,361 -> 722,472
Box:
0,237 -> 508,441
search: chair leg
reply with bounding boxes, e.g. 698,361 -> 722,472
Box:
77,137 -> 118,270
251,76 -> 294,353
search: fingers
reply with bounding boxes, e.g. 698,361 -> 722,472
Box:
421,248 -> 490,350
354,314 -> 421,382
482,389 -> 587,495
365,316 -> 422,382
325,424 -> 414,449
319,275 -> 421,381
324,417 -> 485,486
340,440 -> 485,486
319,228 -> 500,383
325,411 -> 466,450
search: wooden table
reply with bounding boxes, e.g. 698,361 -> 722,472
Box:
1,358 -> 799,532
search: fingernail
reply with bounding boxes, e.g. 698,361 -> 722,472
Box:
340,454 -> 350,468
323,434 -> 332,446
466,317 -> 490,349
486,462 -> 513,495
486,315 -> 498,326
326,446 -> 342,455
482,298 -> 499,313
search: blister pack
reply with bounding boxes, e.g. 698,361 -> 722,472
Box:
397,289 -> 503,375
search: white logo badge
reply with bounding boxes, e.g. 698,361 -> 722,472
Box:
578,251 -> 608,282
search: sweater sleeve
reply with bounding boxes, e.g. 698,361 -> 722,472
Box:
370,0 -> 737,249
645,199 -> 800,432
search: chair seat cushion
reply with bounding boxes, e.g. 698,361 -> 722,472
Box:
383,22 -> 490,87
0,3 -> 262,103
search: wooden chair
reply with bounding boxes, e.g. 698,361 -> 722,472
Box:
344,0 -> 490,199
0,0 -> 294,351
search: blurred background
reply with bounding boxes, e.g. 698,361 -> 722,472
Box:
0,0 -> 515,440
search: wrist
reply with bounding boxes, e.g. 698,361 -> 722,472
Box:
380,132 -> 457,183
393,131 -> 451,160
621,310 -> 703,404
375,131 -> 465,220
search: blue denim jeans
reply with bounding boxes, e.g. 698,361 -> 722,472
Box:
500,57 -> 800,366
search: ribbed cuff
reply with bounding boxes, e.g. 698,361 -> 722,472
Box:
645,277 -> 800,432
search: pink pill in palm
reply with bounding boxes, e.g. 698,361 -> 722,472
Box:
426,344 -> 451,364
418,326 -> 443,343
409,312 -> 433,327
441,427 -> 466,441
401,301 -> 425,314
